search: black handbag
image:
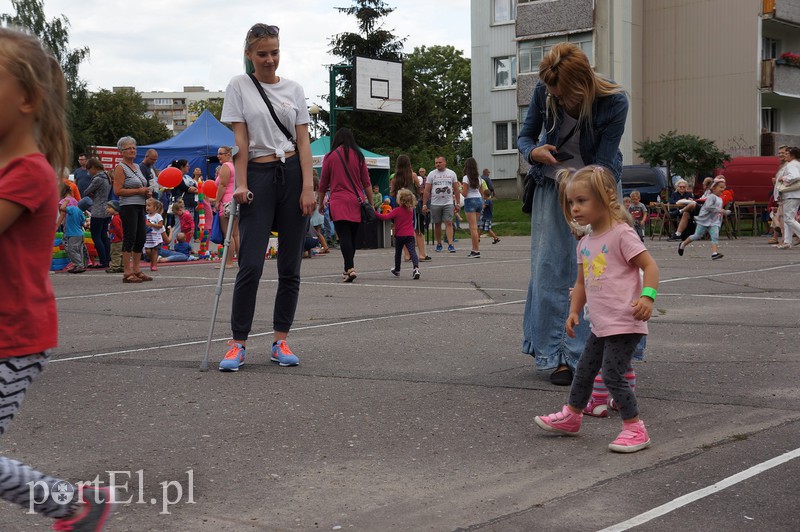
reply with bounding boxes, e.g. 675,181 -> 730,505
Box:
335,150 -> 375,224
521,122 -> 578,214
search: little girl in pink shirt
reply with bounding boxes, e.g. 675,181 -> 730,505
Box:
376,188 -> 420,280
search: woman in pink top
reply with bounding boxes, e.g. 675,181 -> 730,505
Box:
376,188 -> 420,279
318,128 -> 373,282
213,145 -> 239,267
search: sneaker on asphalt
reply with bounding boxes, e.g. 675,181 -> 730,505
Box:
219,340 -> 246,371
390,268 -> 400,277
435,244 -> 442,252
712,253 -> 724,260
448,244 -> 456,253
667,233 -> 681,241
467,251 -> 480,258
608,420 -> 651,453
678,243 -> 684,256
421,255 -> 432,261
412,268 -> 420,280
583,398 -> 609,417
53,485 -> 117,531
534,405 -> 582,435
271,340 -> 299,366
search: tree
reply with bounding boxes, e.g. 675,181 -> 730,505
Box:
635,131 -> 730,189
86,89 -> 170,147
404,45 -> 471,145
326,1 -> 472,172
189,99 -> 224,121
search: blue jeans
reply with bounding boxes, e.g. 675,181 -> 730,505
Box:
522,178 -> 590,371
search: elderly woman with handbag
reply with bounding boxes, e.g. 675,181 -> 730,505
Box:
776,146 -> 800,249
318,127 -> 374,283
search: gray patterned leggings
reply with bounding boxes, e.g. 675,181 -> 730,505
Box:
568,333 -> 644,420
0,353 -> 74,518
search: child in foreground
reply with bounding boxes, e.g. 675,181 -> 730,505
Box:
376,188 -> 420,279
678,178 -> 728,260
0,26 -> 115,529
534,165 -> 659,453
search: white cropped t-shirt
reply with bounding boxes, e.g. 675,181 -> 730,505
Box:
221,74 -> 310,161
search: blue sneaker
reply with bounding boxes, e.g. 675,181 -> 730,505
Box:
219,340 -> 245,371
271,340 -> 300,366
448,244 -> 456,253
435,243 -> 442,252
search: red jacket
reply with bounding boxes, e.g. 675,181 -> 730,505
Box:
109,214 -> 123,243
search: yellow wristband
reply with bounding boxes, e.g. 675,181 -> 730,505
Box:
641,287 -> 657,301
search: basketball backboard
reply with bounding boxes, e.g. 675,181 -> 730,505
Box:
353,56 -> 403,114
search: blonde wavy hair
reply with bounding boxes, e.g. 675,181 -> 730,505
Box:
0,27 -> 70,176
539,43 -> 625,132
558,166 -> 632,228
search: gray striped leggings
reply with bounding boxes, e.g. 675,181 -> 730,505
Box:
0,353 -> 74,518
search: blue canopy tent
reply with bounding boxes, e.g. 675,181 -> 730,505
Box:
136,110 -> 234,179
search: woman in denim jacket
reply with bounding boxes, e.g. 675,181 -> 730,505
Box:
518,43 -> 629,385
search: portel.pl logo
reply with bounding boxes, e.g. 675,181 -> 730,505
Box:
28,469 -> 195,515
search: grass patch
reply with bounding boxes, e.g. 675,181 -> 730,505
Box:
453,199 -> 531,238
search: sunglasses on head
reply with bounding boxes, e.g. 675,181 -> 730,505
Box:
248,24 -> 279,38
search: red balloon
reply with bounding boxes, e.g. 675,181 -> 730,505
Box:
158,167 -> 183,188
202,180 -> 218,199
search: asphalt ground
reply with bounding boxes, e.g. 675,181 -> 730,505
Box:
1,233 -> 799,531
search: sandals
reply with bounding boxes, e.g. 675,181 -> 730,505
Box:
342,269 -> 357,283
122,274 -> 142,284
134,272 -> 153,281
492,238 -> 501,244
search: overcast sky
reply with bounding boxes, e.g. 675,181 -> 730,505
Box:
0,0 -> 471,110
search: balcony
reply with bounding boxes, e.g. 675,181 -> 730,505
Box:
760,59 -> 800,97
760,131 -> 800,156
516,0 -> 593,38
763,0 -> 800,25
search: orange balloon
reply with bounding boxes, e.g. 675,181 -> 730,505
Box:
203,180 -> 218,198
158,167 -> 183,188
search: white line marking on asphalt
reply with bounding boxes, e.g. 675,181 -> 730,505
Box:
598,447 -> 800,532
660,262 -> 799,283
49,299 -> 526,363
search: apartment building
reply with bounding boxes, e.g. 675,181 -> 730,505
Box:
114,86 -> 224,135
471,0 -> 800,197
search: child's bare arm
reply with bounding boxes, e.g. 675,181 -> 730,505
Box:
630,251 -> 659,321
566,268 -> 586,337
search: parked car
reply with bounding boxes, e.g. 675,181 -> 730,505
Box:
621,165 -> 667,205
693,157 -> 780,203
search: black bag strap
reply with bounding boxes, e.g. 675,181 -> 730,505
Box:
556,122 -> 578,151
334,149 -> 366,202
247,73 -> 295,147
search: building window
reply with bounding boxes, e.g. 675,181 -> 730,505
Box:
494,56 -> 517,88
495,121 -> 518,152
762,37 -> 780,60
762,108 -> 779,132
153,98 -> 171,106
519,32 -> 594,74
493,0 -> 516,22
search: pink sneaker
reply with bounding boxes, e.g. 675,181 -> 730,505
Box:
534,405 -> 582,435
583,398 -> 609,417
608,420 -> 651,453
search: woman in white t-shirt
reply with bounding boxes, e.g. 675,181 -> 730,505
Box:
460,157 -> 485,258
217,23 -> 316,372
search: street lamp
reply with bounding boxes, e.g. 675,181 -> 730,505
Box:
309,104 -> 320,140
